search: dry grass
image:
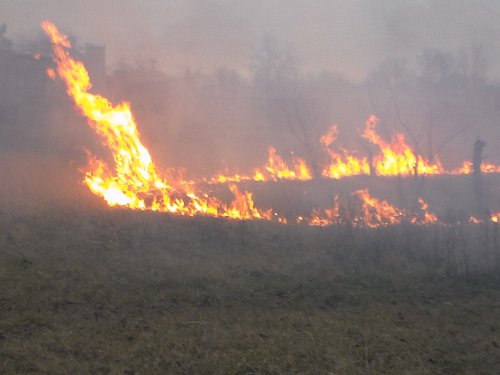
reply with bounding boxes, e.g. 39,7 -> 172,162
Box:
1,208 -> 500,374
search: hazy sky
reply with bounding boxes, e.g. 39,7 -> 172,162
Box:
2,0 -> 500,80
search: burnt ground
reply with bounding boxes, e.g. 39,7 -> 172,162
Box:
1,209 -> 500,374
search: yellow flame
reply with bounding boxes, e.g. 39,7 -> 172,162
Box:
207,116 -> 498,184
42,21 -> 278,221
42,22 -> 497,228
451,161 -> 500,175
308,190 -> 438,227
362,115 -> 444,176
208,146 -> 312,183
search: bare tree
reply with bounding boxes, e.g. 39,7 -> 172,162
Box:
252,35 -> 331,177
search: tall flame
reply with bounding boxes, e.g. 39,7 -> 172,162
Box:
42,22 -> 170,207
42,21 -> 278,221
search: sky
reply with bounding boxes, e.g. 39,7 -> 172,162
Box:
2,0 -> 500,80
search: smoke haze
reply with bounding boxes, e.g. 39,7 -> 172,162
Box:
2,0 -> 500,79
0,0 -> 499,214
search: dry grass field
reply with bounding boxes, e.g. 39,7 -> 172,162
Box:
1,207 -> 500,374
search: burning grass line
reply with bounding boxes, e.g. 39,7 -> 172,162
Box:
41,21 -> 499,228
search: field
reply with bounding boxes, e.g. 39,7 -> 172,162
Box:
1,206 -> 500,374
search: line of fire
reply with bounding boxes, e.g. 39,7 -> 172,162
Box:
39,22 -> 499,227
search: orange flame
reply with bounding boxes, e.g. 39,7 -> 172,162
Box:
209,118 -> 499,184
416,197 -> 438,224
451,161 -> 500,175
470,212 -> 500,224
42,21 -> 278,221
307,196 -> 341,226
320,124 -> 371,179
354,189 -> 405,227
362,115 -> 444,176
42,22 -> 497,228
209,146 -> 312,184
255,146 -> 312,181
308,190 -> 438,227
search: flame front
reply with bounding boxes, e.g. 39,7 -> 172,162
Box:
207,116 -> 498,184
362,115 -> 444,176
209,146 -> 312,184
451,161 -> 500,175
308,190 -> 438,227
42,22 -> 498,228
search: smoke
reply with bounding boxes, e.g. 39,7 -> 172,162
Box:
0,0 -> 499,212
1,0 -> 500,79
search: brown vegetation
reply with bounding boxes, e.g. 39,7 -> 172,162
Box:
1,207 -> 500,374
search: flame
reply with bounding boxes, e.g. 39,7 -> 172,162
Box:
226,184 -> 272,220
320,125 -> 371,179
206,115 -> 499,185
46,68 -> 56,80
256,146 -> 312,181
362,115 -> 444,176
208,118 -> 499,184
307,196 -> 341,226
209,146 -> 312,184
42,22 -> 497,228
308,190 -> 438,227
417,197 -> 438,223
354,189 -> 405,227
451,161 -> 500,175
42,21 -> 279,222
294,158 -> 313,180
470,212 -> 500,224
469,216 -> 483,224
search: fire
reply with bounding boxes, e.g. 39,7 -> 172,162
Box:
320,124 -> 371,179
42,21 -> 278,222
254,146 -> 312,181
307,196 -> 341,226
451,161 -> 500,175
417,197 -> 438,223
208,118 -> 499,183
226,184 -> 272,220
209,147 -> 312,184
362,115 -> 444,176
470,212 -> 500,224
355,189 -> 406,227
42,22 -> 497,228
307,190 -> 438,227
469,216 -> 483,224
